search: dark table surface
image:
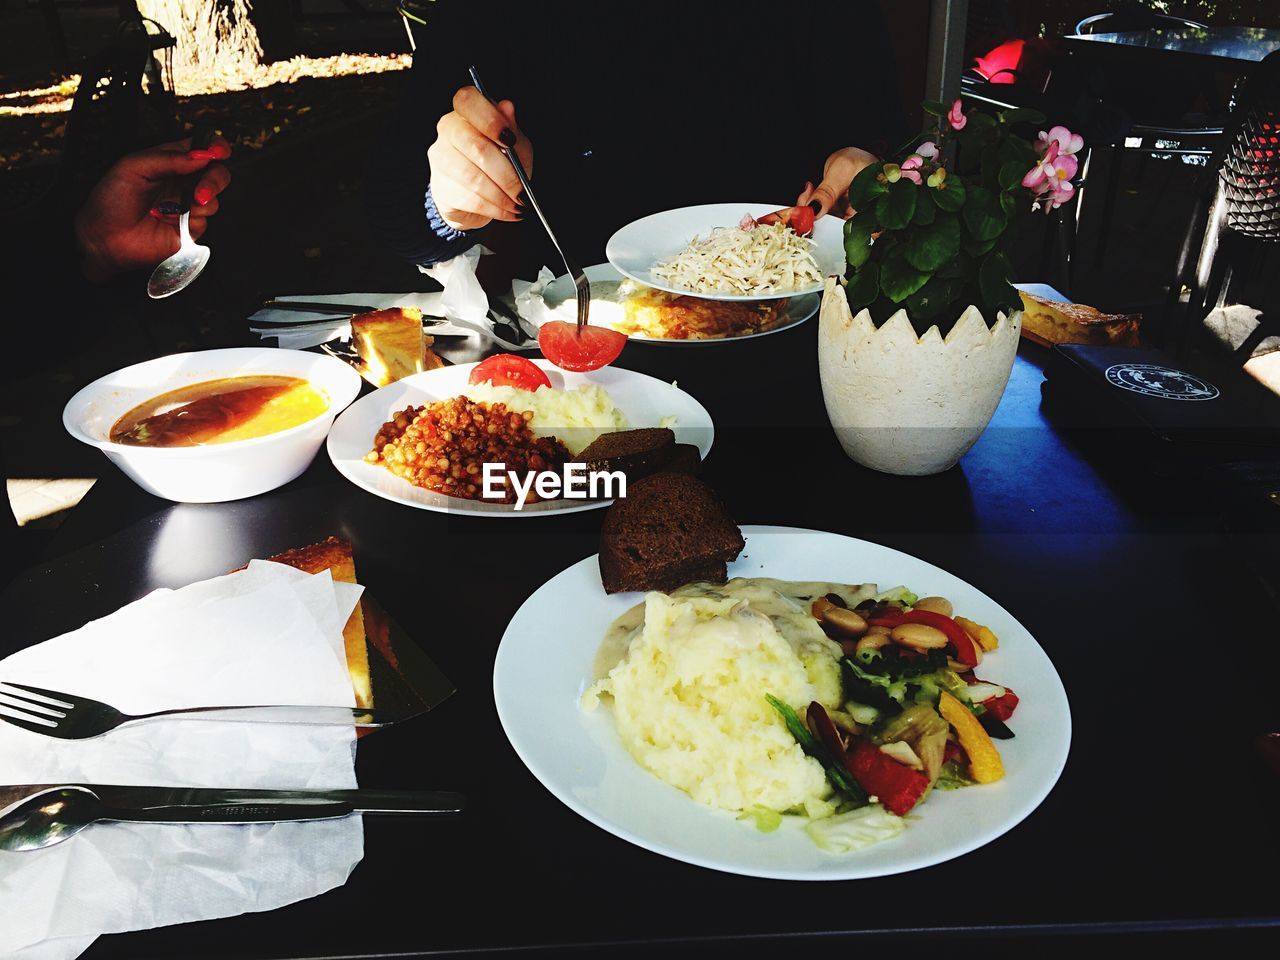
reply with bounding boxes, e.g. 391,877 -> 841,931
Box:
1064,25 -> 1280,69
4,318 -> 1279,958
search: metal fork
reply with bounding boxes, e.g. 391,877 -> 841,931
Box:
467,65 -> 591,332
0,681 -> 400,740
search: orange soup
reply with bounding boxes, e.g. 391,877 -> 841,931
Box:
109,375 -> 329,447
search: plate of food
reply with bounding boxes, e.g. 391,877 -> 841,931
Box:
494,480 -> 1070,878
605,202 -> 846,303
326,356 -> 713,516
541,264 -> 818,343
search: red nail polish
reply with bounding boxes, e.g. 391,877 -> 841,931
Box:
149,207 -> 162,218
194,187 -> 213,206
208,143 -> 231,160
188,150 -> 214,161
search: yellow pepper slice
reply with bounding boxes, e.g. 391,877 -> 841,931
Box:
939,690 -> 1004,784
955,615 -> 999,651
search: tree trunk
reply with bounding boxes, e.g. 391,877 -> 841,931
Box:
134,0 -> 263,78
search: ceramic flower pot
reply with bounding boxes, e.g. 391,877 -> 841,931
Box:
817,277 -> 1022,476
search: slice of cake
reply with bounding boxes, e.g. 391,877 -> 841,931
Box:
598,473 -> 744,594
351,306 -> 443,387
263,537 -> 373,708
1018,291 -> 1141,347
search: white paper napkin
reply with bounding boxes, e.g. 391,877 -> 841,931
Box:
0,561 -> 367,960
250,245 -> 500,349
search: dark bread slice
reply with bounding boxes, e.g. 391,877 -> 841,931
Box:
599,473 -> 744,594
662,443 -> 702,477
578,428 -> 675,477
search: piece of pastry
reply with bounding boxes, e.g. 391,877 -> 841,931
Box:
262,537 -> 373,708
617,281 -> 787,339
598,473 -> 744,594
351,306 -> 443,386
1018,291 -> 1141,347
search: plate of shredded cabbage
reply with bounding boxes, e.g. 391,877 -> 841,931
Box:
606,203 -> 846,302
494,526 -> 1071,879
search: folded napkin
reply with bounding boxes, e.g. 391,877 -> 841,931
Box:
0,561 -> 366,960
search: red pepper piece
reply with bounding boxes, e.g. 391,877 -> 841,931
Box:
901,609 -> 980,666
943,740 -> 968,767
867,606 -> 906,628
846,738 -> 931,816
982,688 -> 1019,721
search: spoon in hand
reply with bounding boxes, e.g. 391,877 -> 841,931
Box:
147,129 -> 215,299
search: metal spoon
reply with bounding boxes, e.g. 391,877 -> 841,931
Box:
147,128 -> 215,299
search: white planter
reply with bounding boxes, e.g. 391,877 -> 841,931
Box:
817,276 -> 1022,476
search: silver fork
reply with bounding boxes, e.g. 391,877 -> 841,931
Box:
0,681 -> 398,740
467,65 -> 591,332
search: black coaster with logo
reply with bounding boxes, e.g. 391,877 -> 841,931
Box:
1040,345 -> 1280,473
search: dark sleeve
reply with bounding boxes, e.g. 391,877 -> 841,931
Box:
364,5 -> 506,267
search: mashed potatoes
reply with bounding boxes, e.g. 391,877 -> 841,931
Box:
584,579 -> 872,813
462,382 -> 628,455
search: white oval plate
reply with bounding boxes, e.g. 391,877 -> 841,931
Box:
605,202 -> 846,302
542,263 -> 818,345
494,526 -> 1071,879
326,360 -> 714,516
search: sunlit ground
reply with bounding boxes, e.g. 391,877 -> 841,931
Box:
0,52 -> 410,118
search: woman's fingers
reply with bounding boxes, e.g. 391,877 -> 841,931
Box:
453,86 -> 520,149
494,99 -> 533,176
432,174 -> 521,229
430,139 -> 521,217
192,163 -> 231,208
437,115 -> 522,207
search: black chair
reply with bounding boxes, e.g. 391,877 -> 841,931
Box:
1166,52 -> 1280,357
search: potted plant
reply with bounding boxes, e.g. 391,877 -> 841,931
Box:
818,98 -> 1083,476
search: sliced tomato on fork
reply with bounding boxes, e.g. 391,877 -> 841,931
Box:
753,204 -> 816,237
538,320 -> 627,373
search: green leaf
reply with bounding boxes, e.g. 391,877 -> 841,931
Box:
922,99 -> 949,117
846,263 -> 880,310
1001,107 -> 1047,127
999,191 -> 1017,217
904,274 -> 962,320
998,159 -> 1028,191
931,176 -> 966,212
962,235 -> 998,257
903,212 -> 961,272
962,186 -> 1007,241
844,215 -> 877,269
880,249 -> 930,303
875,179 -> 918,230
848,163 -> 888,211
912,196 -> 936,225
979,251 -> 1020,316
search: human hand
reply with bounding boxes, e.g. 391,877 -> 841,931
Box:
797,147 -> 879,220
427,85 -> 532,231
74,136 -> 232,282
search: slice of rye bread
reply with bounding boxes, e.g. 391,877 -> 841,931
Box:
598,473 -> 744,594
577,427 -> 675,476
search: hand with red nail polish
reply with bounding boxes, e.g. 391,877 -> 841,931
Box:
425,85 -> 533,231
74,134 -> 233,282
797,147 -> 880,220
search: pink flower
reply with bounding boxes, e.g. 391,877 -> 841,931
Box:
1037,125 -> 1084,157
1030,177 -> 1076,214
916,140 -> 939,159
1022,140 -> 1078,192
947,99 -> 967,131
900,154 -> 924,185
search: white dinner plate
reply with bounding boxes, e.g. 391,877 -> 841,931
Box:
605,202 -> 846,302
542,263 -> 819,345
326,360 -> 714,516
494,526 -> 1071,879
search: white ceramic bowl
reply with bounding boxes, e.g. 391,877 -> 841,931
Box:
63,348 -> 362,503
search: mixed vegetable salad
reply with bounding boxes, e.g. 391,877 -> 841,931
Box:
768,588 -> 1020,853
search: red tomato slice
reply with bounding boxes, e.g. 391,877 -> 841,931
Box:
468,353 -> 552,390
754,205 -> 815,237
538,321 -> 626,373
